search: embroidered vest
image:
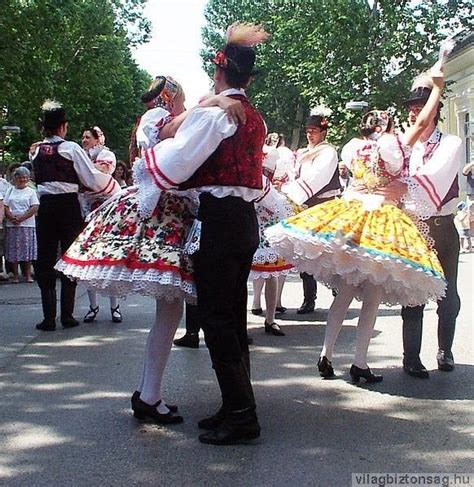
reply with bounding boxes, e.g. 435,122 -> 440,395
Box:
33,142 -> 80,185
179,95 -> 265,191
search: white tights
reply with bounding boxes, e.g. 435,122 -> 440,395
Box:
137,297 -> 183,408
87,290 -> 118,310
320,282 -> 382,369
252,277 -> 278,324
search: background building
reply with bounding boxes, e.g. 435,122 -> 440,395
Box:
440,30 -> 474,195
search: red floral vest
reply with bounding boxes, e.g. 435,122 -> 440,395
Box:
179,95 -> 265,190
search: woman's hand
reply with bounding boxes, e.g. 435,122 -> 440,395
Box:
200,95 -> 247,125
374,180 -> 407,202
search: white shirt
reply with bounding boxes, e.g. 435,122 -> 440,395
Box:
281,142 -> 339,205
135,88 -> 264,216
274,146 -> 296,180
32,136 -> 120,197
408,128 -> 462,217
136,107 -> 171,152
4,186 -> 39,227
89,146 -> 117,175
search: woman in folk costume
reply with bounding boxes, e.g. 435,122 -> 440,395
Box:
79,126 -> 123,324
250,171 -> 296,337
266,63 -> 447,383
56,76 -> 245,425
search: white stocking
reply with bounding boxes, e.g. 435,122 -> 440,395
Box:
264,276 -> 278,324
277,275 -> 286,307
109,296 -> 119,309
138,298 -> 184,409
87,290 -> 98,309
320,282 -> 356,361
353,284 -> 382,369
252,278 -> 265,309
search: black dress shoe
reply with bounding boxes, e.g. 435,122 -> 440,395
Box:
296,302 -> 315,314
251,308 -> 263,315
349,365 -> 383,383
403,361 -> 429,379
318,356 -> 335,378
83,306 -> 99,323
110,305 -> 122,323
264,321 -> 285,336
198,410 -> 260,445
131,391 -> 178,413
198,407 -> 228,429
61,316 -> 80,328
133,398 -> 183,424
275,306 -> 287,314
173,332 -> 199,348
436,350 -> 455,372
36,320 -> 56,331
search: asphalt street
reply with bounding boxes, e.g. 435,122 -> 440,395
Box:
0,254 -> 472,486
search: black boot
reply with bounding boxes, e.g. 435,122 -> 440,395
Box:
198,406 -> 228,429
173,332 -> 199,348
60,279 -> 79,328
198,407 -> 261,445
36,287 -> 57,331
297,273 -> 316,314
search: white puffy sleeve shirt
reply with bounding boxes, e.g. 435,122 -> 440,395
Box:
34,136 -> 120,198
134,104 -> 246,217
406,129 -> 463,216
281,144 -> 339,205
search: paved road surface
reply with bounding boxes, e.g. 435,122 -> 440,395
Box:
0,255 -> 472,486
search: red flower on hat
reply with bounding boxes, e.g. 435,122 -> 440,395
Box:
212,50 -> 228,68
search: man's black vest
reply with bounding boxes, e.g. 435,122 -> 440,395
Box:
33,142 -> 80,185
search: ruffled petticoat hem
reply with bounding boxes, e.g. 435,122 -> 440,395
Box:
55,260 -> 196,303
249,266 -> 295,281
265,225 -> 446,307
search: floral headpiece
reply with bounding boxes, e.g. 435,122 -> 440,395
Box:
360,110 -> 391,139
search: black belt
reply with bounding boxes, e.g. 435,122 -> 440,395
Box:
427,214 -> 454,226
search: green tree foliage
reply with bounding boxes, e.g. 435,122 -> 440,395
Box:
0,0 -> 151,164
202,0 -> 472,148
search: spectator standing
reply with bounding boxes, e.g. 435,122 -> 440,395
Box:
0,175 -> 12,280
3,167 -> 39,283
113,161 -> 129,189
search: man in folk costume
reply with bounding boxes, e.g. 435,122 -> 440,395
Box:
32,101 -> 120,331
280,108 -> 340,314
401,72 -> 463,378
135,23 -> 268,444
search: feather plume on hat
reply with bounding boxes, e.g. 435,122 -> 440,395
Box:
310,105 -> 333,118
41,99 -> 63,111
225,22 -> 269,47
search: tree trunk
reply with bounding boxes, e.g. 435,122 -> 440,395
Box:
291,101 -> 304,150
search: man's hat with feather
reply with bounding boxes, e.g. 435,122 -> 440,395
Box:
41,100 -> 68,130
211,22 -> 269,76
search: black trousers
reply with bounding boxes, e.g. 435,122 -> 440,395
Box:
401,216 -> 460,361
193,193 -> 259,411
300,272 -> 317,303
185,302 -> 201,334
35,193 -> 83,292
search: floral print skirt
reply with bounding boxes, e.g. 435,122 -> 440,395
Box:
56,191 -> 197,302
